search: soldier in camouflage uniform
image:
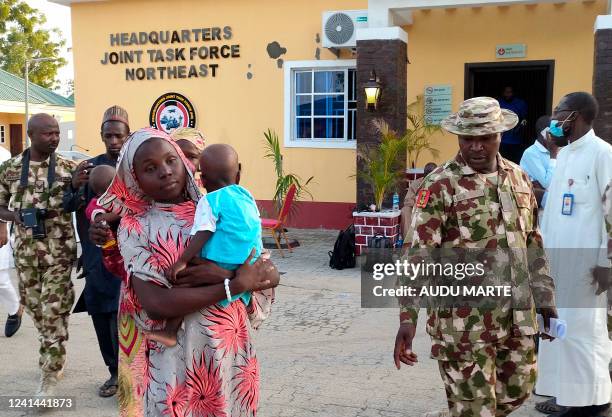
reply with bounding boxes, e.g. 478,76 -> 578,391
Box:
393,97 -> 557,417
0,114 -> 76,396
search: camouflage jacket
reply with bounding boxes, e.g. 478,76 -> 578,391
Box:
0,152 -> 77,265
398,153 -> 555,358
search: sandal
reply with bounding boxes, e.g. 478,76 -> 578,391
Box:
535,398 -> 567,414
98,376 -> 118,398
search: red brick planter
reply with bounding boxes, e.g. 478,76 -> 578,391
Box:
353,210 -> 401,256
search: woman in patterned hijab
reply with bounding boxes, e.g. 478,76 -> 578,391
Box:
99,127 -> 277,417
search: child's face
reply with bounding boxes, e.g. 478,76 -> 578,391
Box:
175,139 -> 200,174
89,167 -> 115,197
198,153 -> 210,190
92,179 -> 112,197
133,138 -> 187,204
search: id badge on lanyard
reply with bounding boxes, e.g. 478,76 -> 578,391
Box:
562,179 -> 574,216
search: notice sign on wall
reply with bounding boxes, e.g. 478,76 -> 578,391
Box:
424,85 -> 452,126
100,27 -> 241,81
496,43 -> 526,59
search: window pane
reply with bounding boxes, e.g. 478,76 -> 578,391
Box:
296,96 -> 312,116
295,71 -> 312,94
314,71 -> 344,93
348,69 -> 356,101
314,118 -> 344,139
348,110 -> 356,140
313,95 -> 344,116
296,118 -> 312,139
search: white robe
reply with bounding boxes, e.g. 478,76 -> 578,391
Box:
0,146 -> 17,315
536,129 -> 612,406
0,146 -> 12,270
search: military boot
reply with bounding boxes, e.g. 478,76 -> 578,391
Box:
35,372 -> 58,397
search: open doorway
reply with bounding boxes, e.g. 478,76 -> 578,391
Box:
465,60 -> 554,162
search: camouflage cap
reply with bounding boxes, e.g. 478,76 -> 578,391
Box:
440,97 -> 518,136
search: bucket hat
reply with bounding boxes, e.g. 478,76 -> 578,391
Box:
440,97 -> 518,135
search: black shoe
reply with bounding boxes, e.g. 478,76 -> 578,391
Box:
4,311 -> 22,337
588,403 -> 610,417
548,404 -> 611,417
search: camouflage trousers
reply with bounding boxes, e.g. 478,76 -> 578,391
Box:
437,335 -> 536,417
17,262 -> 74,375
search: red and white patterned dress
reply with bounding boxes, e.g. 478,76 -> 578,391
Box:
98,128 -> 274,417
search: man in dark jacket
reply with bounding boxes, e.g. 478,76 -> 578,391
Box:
63,106 -> 129,397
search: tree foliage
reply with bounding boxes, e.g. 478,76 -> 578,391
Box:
0,0 -> 66,89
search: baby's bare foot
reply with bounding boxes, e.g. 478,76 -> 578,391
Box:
146,330 -> 178,347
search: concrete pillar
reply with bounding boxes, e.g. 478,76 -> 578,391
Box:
593,15 -> 612,142
355,27 -> 408,209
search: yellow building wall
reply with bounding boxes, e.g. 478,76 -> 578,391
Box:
71,0 -> 365,204
54,110 -> 76,123
7,114 -> 25,153
0,113 -> 14,153
405,0 -> 606,166
71,0 -> 606,203
0,113 -> 27,153
0,110 -> 74,155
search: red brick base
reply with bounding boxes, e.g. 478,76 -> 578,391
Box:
353,211 -> 401,256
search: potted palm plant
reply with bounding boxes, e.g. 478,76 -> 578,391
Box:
406,96 -> 442,179
262,129 -> 314,216
356,119 -> 408,211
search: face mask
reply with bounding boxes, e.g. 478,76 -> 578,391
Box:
549,112 -> 576,141
540,127 -> 566,147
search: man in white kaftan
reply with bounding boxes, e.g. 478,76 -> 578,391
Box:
0,145 -> 20,337
536,92 -> 612,417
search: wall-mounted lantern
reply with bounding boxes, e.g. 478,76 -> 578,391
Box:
364,70 -> 382,111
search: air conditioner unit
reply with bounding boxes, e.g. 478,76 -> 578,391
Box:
322,10 -> 368,49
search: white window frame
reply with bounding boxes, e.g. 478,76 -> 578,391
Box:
284,60 -> 357,149
0,125 -> 5,144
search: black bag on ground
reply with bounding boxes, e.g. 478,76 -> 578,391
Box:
362,235 -> 394,272
329,225 -> 356,270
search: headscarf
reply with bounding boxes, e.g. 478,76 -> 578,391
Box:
171,127 -> 206,189
98,127 -> 200,218
170,127 -> 205,151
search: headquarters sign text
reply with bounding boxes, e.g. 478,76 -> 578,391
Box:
100,27 -> 240,81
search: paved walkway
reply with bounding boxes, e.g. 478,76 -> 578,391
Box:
0,229 -> 549,416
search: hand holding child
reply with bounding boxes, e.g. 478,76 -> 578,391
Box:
231,249 -> 279,294
167,260 -> 188,284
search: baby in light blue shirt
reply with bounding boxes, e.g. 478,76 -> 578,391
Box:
169,143 -> 262,299
152,144 -> 262,347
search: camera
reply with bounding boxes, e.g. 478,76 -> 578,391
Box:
20,208 -> 48,239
